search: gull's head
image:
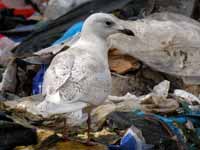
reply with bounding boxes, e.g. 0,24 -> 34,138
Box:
81,13 -> 135,39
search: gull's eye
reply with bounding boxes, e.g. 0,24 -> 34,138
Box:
105,21 -> 113,26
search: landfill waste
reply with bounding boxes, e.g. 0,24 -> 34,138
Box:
174,89 -> 200,105
106,112 -> 180,150
10,13 -> 200,99
1,0 -> 44,14
0,7 -> 37,31
11,0 -> 199,58
0,34 -> 17,66
0,80 -> 200,149
2,0 -> 33,9
140,80 -> 179,114
0,59 -> 17,94
108,125 -> 154,150
0,80 -> 190,125
0,33 -> 80,97
32,64 -> 47,95
1,0 -> 200,150
0,112 -> 37,150
12,0 -> 150,57
110,12 -> 200,85
149,0 -> 197,17
106,111 -> 200,150
0,81 -> 193,121
44,0 -> 92,20
108,49 -> 141,74
52,21 -> 83,45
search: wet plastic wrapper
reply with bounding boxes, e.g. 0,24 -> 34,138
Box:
0,35 -> 17,66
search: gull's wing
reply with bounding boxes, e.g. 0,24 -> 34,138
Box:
42,51 -> 75,95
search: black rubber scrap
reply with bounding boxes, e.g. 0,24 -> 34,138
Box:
0,112 -> 37,150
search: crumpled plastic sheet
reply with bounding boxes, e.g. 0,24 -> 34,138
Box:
139,80 -> 179,114
0,35 -> 17,66
44,0 -> 93,20
110,12 -> 200,85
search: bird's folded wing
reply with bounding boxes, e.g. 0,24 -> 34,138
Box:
42,52 -> 75,95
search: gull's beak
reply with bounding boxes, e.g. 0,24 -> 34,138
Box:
115,19 -> 135,36
118,29 -> 135,36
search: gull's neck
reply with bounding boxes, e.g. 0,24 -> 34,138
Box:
72,32 -> 109,57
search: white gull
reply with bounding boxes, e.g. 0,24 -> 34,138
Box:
36,13 -> 134,143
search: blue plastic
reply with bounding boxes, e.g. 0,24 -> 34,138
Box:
136,111 -> 200,143
32,21 -> 84,95
108,127 -> 153,150
108,132 -> 138,150
32,64 -> 47,95
52,21 -> 84,45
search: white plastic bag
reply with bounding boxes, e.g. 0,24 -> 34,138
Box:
44,0 -> 92,20
0,35 -> 17,66
2,0 -> 31,9
110,12 -> 200,84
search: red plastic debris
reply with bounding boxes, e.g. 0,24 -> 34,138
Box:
0,34 -> 4,39
0,1 -> 35,18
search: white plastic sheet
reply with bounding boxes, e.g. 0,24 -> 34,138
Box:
0,36 -> 17,66
44,0 -> 92,20
110,12 -> 200,84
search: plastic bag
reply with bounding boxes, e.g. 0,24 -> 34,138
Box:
44,0 -> 92,20
0,35 -> 16,66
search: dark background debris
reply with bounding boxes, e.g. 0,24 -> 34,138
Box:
0,112 -> 37,149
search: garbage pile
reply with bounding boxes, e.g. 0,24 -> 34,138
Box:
0,0 -> 200,150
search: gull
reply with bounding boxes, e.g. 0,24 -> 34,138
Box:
36,13 -> 134,144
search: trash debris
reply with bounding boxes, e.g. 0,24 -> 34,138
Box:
108,125 -> 154,150
0,34 -> 17,66
152,80 -> 170,98
0,7 -> 37,31
0,112 -> 37,149
52,21 -> 83,45
12,0 -> 145,57
174,89 -> 200,105
32,65 -> 47,95
1,80 -> 200,149
2,0 -> 33,9
110,12 -> 200,85
106,112 -> 181,150
140,80 -> 179,114
1,0 -> 200,149
108,49 -> 141,74
140,96 -> 179,114
0,59 -> 17,94
44,0 -> 92,20
151,0 -> 197,17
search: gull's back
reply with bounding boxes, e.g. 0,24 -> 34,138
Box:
42,46 -> 112,106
